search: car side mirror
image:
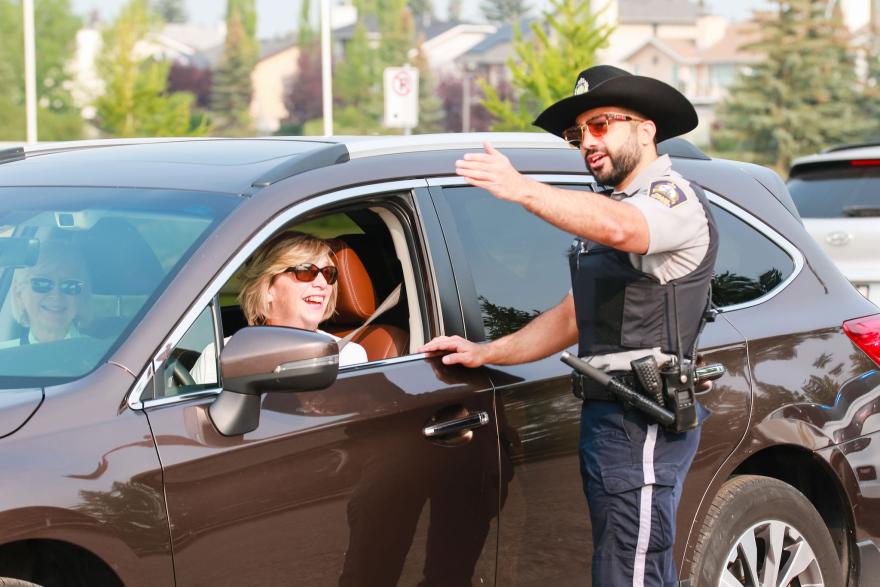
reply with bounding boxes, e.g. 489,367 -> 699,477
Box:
208,326 -> 339,436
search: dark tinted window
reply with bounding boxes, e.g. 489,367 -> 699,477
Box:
788,164 -> 880,218
710,204 -> 794,307
443,188 -> 794,340
444,186 -> 575,340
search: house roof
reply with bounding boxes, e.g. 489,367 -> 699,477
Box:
464,18 -> 537,56
259,33 -> 299,61
700,22 -> 762,64
623,37 -> 699,64
622,22 -> 763,66
334,17 -> 471,41
618,0 -> 704,25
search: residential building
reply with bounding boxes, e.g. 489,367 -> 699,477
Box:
250,35 -> 300,134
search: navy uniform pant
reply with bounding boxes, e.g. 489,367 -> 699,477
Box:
579,400 -> 702,586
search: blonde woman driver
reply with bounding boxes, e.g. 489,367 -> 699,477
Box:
1,239 -> 91,348
191,233 -> 367,384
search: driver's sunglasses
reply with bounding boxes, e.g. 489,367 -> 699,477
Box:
29,277 -> 85,296
283,264 -> 338,285
562,113 -> 645,148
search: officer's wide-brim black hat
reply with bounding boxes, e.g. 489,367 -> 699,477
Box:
533,65 -> 698,143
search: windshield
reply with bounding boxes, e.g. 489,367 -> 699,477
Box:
0,187 -> 239,388
788,164 -> 880,218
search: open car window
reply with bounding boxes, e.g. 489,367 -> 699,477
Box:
0,187 -> 239,388
214,204 -> 422,369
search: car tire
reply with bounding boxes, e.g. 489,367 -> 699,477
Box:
689,474 -> 843,587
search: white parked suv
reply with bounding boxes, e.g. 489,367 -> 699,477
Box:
788,143 -> 880,305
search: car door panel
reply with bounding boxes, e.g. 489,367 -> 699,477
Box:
146,355 -> 499,586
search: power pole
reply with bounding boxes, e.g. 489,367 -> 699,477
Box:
23,0 -> 38,143
321,0 -> 333,136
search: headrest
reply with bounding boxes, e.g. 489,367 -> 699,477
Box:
76,217 -> 165,296
332,240 -> 376,324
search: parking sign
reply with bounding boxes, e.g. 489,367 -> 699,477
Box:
384,66 -> 419,129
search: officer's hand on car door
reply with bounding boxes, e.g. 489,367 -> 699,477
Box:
418,335 -> 491,368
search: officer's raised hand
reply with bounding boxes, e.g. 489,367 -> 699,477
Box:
455,142 -> 536,203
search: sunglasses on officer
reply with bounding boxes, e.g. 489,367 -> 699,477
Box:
29,277 -> 86,296
281,263 -> 339,285
562,113 -> 645,148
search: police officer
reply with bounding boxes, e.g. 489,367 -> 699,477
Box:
418,65 -> 717,586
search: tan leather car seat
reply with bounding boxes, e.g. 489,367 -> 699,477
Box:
327,239 -> 408,361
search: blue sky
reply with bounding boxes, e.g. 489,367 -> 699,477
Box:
71,0 -> 772,39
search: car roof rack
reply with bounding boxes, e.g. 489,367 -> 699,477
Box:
820,141 -> 880,154
0,146 -> 25,165
250,143 -> 350,188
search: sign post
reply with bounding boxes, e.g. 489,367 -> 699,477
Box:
384,66 -> 419,133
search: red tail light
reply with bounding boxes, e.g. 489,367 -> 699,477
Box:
844,314 -> 880,366
850,159 -> 880,167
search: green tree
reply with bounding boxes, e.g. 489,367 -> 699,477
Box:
378,0 -> 414,67
408,0 -> 433,26
95,0 -> 208,137
154,0 -> 187,23
481,0 -> 531,25
334,23 -> 380,113
712,1 -> 862,171
281,0 -> 322,133
0,0 -> 83,141
211,0 -> 258,134
413,37 -> 444,133
479,0 -> 612,131
857,36 -> 880,141
330,0 -> 416,133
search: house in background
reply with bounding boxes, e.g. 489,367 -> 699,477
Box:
333,17 -> 496,74
622,21 -> 762,143
250,35 -> 300,134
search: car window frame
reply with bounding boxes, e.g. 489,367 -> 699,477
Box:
426,175 -> 806,330
128,179 -> 439,411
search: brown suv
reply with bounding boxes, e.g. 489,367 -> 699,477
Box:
0,134 -> 877,587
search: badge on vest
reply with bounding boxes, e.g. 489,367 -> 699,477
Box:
648,180 -> 686,208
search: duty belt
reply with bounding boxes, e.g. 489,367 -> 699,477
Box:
571,370 -> 636,401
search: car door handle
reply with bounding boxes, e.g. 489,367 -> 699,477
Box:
423,411 -> 490,438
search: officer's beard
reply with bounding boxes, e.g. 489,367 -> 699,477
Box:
585,127 -> 642,188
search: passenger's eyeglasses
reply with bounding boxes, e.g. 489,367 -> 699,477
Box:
282,264 -> 338,285
562,113 -> 645,148
29,277 -> 85,296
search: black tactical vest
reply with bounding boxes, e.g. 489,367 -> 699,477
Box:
568,183 -> 718,359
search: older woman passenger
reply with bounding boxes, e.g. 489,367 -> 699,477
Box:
192,233 -> 366,384
1,239 -> 91,347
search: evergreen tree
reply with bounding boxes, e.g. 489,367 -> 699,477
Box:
857,35 -> 880,141
713,1 -> 863,171
378,0 -> 414,67
334,23 -> 379,114
95,0 -> 208,137
408,0 -> 433,27
0,0 -> 83,140
211,0 -> 258,134
282,0 -> 323,133
479,0 -> 612,131
413,36 -> 444,133
481,0 -> 530,25
154,0 -> 187,23
227,0 -> 256,39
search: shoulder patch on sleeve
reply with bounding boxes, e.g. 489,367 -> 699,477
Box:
648,180 -> 687,208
